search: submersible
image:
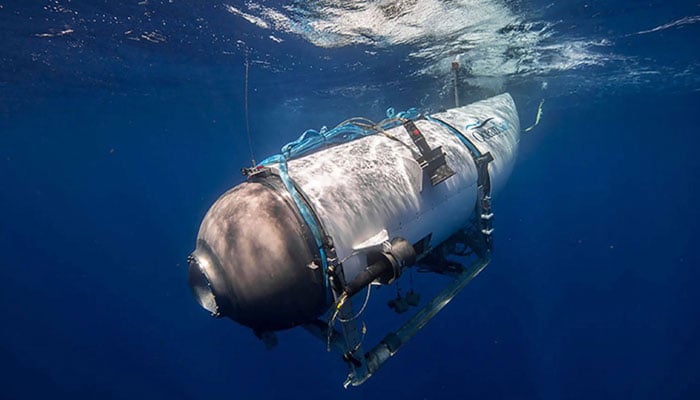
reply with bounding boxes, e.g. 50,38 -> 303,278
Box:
188,93 -> 520,386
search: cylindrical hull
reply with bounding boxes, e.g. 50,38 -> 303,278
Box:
189,93 -> 520,331
285,93 -> 520,282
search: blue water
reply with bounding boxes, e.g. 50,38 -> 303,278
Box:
1,1 -> 699,399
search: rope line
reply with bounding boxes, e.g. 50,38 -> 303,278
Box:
244,47 -> 256,166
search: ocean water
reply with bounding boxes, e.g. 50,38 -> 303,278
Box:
1,1 -> 699,399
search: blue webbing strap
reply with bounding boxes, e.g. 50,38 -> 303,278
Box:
261,154 -> 331,293
426,115 -> 482,158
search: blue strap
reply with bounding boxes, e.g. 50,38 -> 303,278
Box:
261,154 -> 330,292
426,115 -> 482,158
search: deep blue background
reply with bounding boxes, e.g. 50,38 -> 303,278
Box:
1,1 -> 699,399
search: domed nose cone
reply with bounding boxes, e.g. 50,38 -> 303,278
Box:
189,180 -> 329,332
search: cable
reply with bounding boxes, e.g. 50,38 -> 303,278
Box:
326,287 -> 372,352
243,46 -> 256,166
338,285 -> 372,323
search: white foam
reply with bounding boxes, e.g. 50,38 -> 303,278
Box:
223,4 -> 270,30
228,0 -> 614,87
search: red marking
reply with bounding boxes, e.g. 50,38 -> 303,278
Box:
413,129 -> 420,135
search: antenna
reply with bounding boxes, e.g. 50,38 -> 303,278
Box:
244,46 -> 256,166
